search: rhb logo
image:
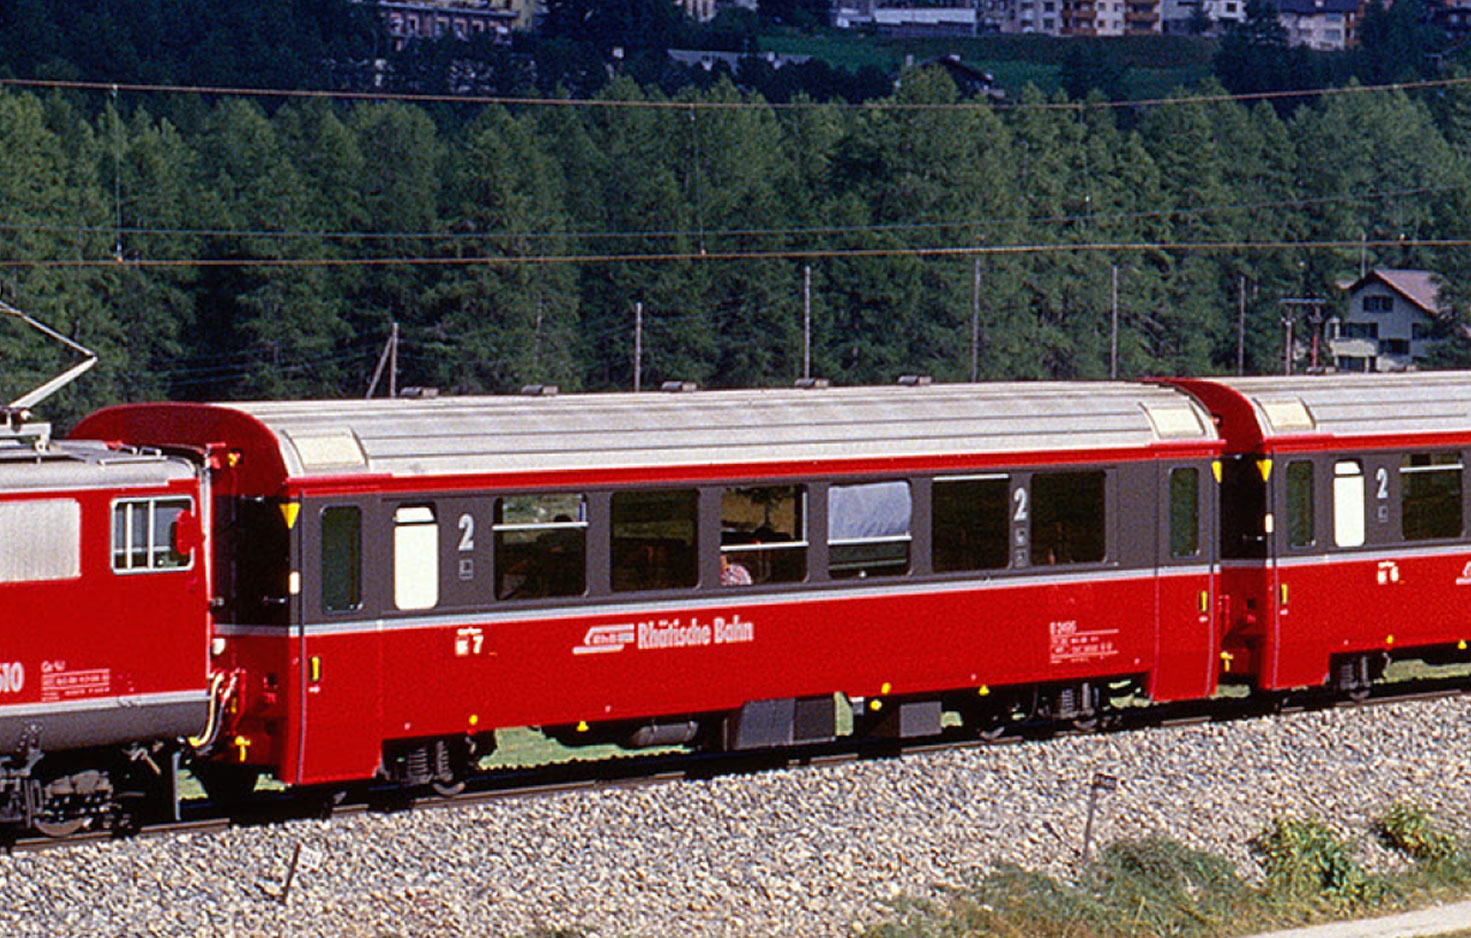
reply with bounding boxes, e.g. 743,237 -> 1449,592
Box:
573,623 -> 636,655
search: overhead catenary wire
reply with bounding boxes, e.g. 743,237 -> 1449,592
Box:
0,182 -> 1460,247
4,72 -> 1471,114
0,236 -> 1462,271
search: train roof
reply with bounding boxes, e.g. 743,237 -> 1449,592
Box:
0,437 -> 196,493
1164,371 -> 1471,451
73,382 -> 1217,491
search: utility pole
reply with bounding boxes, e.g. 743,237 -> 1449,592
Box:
970,256 -> 981,383
1237,276 -> 1247,376
633,301 -> 643,393
1109,265 -> 1119,380
803,266 -> 811,382
1280,297 -> 1328,376
388,320 -> 398,399
366,321 -> 399,399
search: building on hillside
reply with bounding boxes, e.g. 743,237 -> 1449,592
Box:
991,0 -> 1157,33
668,49 -> 814,70
835,2 -> 983,35
1276,0 -> 1361,49
370,0 -> 530,48
1327,269 -> 1451,372
1432,0 -> 1471,40
1159,0 -> 1244,33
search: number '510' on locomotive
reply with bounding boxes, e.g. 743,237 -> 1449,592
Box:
0,372 -> 1467,835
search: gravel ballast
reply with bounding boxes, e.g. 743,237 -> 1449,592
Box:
5,695 -> 1470,938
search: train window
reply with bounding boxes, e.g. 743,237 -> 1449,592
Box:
393,505 -> 439,611
1402,452 -> 1463,541
611,489 -> 697,591
1030,471 -> 1105,565
721,486 -> 807,586
932,476 -> 1008,572
494,494 -> 587,600
321,506 -> 363,613
829,481 -> 911,579
111,497 -> 193,572
1285,460 -> 1315,549
1169,468 -> 1200,558
0,499 -> 80,583
1333,461 -> 1365,548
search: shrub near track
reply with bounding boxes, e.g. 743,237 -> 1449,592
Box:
865,804 -> 1471,938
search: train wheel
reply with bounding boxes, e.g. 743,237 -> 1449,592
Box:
430,778 -> 465,798
33,817 -> 88,839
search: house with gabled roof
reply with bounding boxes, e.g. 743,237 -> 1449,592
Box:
1327,269 -> 1450,372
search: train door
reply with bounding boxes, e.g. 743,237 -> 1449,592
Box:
1267,453 -> 1329,689
296,496 -> 385,785
1216,455 -> 1269,686
1151,461 -> 1218,700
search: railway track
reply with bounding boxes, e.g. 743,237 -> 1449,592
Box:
10,672 -> 1467,853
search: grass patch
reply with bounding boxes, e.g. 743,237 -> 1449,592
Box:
865,803 -> 1471,938
760,30 -> 1213,98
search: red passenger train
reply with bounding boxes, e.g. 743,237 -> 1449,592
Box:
0,373 -> 1466,833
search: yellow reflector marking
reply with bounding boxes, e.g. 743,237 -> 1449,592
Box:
1211,460 -> 1222,484
1258,458 -> 1273,482
880,682 -> 892,695
279,502 -> 300,530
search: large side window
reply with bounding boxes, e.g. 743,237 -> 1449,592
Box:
1285,460 -> 1315,549
1169,467 -> 1200,559
828,480 -> 912,579
611,489 -> 697,591
1030,471 -> 1106,565
0,499 -> 80,583
494,493 -> 587,600
933,476 -> 1008,572
112,497 -> 193,572
721,486 -> 806,586
1333,461 -> 1365,548
321,505 -> 363,613
1402,452 -> 1463,541
393,505 -> 439,611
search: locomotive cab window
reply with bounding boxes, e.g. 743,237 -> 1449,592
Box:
1333,461 -> 1365,548
393,505 -> 439,611
495,493 -> 587,600
933,476 -> 1008,572
611,489 -> 697,591
1030,471 -> 1105,565
721,486 -> 806,586
111,497 -> 194,572
1402,452 -> 1463,541
321,505 -> 363,613
828,480 -> 912,579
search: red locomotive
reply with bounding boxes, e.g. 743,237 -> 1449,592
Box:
0,371 -> 1467,834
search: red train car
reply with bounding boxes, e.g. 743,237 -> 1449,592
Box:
76,382 -> 1222,796
1166,373 -> 1471,695
0,422 -> 208,833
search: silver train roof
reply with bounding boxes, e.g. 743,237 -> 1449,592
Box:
218,382 -> 1216,478
1205,372 -> 1471,438
0,437 -> 195,493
